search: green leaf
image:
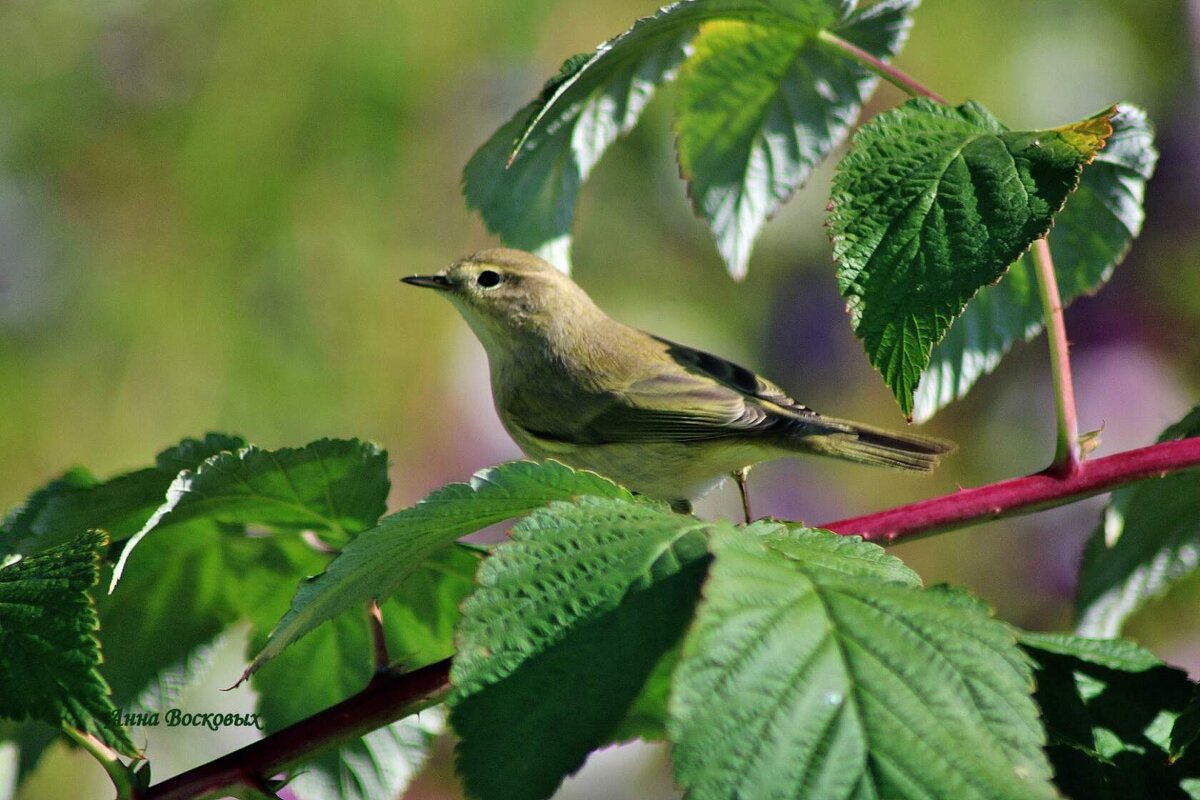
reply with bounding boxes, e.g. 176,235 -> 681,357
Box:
1020,631 -> 1164,672
96,524 -> 242,706
1173,688 -> 1200,762
912,105 -> 1157,421
829,98 -> 1113,415
104,454 -> 476,800
450,496 -> 707,698
610,519 -> 920,748
464,0 -> 917,270
3,435 -> 247,735
605,640 -> 684,744
0,530 -> 136,756
287,714 -> 445,800
450,497 -> 711,800
669,525 -> 1056,800
1023,632 -> 1200,799
1075,405 -> 1200,637
250,545 -> 478,800
111,438 -> 388,590
98,439 -> 385,709
246,460 -> 632,678
1,433 -> 246,557
462,8 -> 692,268
676,1 -> 915,278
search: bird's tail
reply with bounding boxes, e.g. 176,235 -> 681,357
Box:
792,416 -> 955,473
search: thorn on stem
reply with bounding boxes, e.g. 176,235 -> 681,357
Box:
368,600 -> 389,673
733,467 -> 753,524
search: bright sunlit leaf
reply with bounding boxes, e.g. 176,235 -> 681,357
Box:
676,0 -> 915,277
464,0 -> 918,274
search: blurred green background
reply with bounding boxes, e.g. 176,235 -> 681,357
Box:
2,0 -> 1198,797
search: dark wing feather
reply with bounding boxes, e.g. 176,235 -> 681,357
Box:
509,335 -> 953,472
650,335 -> 804,409
515,337 -> 824,445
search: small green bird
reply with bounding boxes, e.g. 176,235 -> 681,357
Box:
404,248 -> 953,518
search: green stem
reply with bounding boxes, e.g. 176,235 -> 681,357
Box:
1031,237 -> 1081,476
817,31 -> 947,103
62,725 -> 139,800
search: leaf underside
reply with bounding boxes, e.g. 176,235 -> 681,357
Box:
1075,405 -> 1200,638
676,0 -> 916,278
465,0 -> 918,276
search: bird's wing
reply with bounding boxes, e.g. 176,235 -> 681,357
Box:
510,337 -> 827,445
650,335 -> 804,410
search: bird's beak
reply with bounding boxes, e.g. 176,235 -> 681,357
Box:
401,273 -> 453,290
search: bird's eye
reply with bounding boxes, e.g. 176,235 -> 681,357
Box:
476,270 -> 502,288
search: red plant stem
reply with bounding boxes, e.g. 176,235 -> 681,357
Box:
1031,237 -> 1081,476
823,437 -> 1200,544
143,437 -> 1200,799
817,31 -> 948,103
144,660 -> 451,800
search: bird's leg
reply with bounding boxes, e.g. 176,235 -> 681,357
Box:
669,498 -> 693,515
733,467 -> 753,524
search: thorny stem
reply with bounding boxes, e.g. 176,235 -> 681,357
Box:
1032,237 -> 1082,476
367,599 -> 389,674
144,660 -> 451,800
818,33 -> 1087,477
817,31 -> 948,103
824,437 -> 1200,544
140,437 -> 1200,800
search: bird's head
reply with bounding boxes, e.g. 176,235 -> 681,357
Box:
403,248 -> 599,352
